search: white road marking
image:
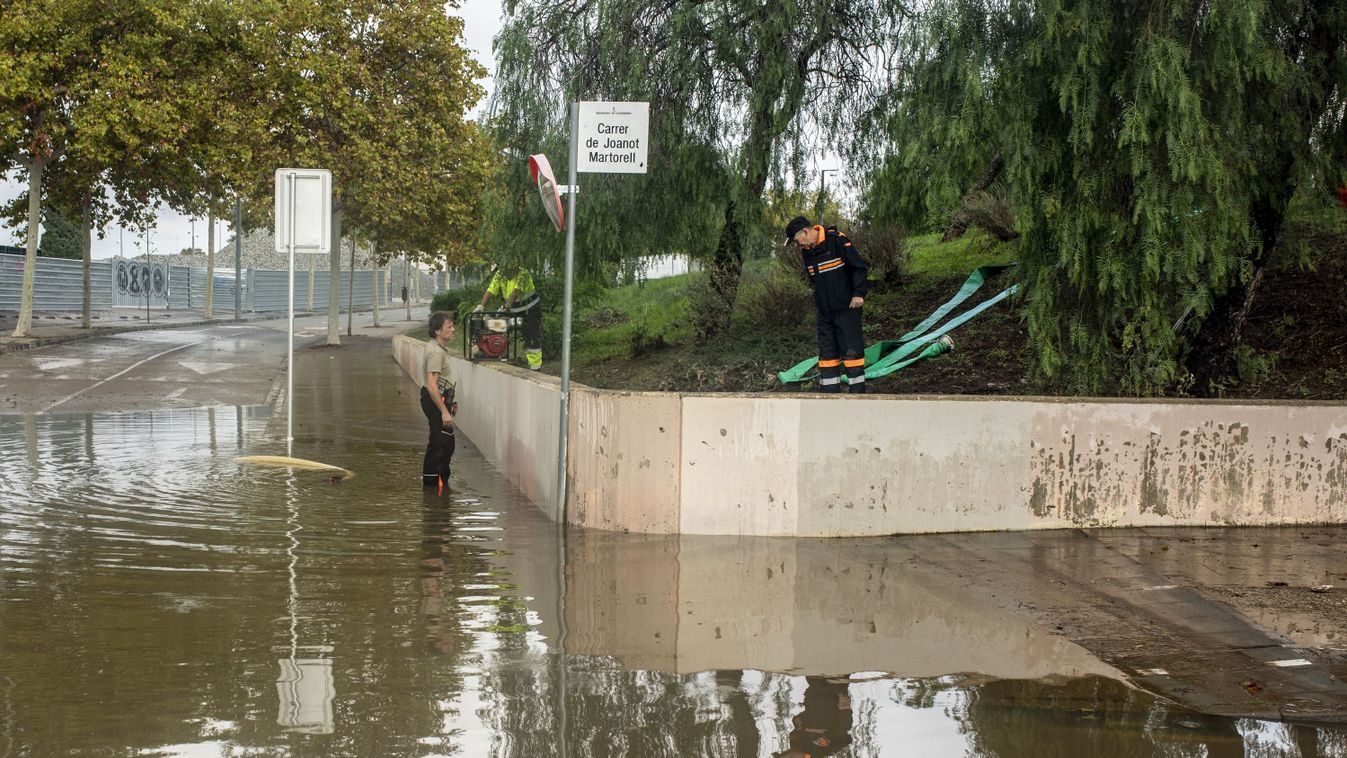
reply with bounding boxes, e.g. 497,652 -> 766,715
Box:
178,360 -> 235,375
165,387 -> 188,399
32,358 -> 84,371
40,338 -> 211,413
1267,658 -> 1313,668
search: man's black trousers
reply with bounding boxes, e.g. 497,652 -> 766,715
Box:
420,387 -> 455,487
815,307 -> 866,393
521,305 -> 542,350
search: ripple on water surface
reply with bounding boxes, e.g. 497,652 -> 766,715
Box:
2,400 -> 1346,756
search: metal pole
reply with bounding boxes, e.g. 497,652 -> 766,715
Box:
144,229 -> 150,324
286,171 -> 297,456
554,105 -> 580,757
818,169 -> 838,229
234,198 -> 242,321
346,237 -> 354,336
557,102 -> 578,523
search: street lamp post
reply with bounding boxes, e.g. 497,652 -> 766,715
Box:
818,169 -> 839,228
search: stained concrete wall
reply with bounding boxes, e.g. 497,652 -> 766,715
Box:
393,337 -> 1347,536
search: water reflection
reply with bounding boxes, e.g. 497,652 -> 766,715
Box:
1,340 -> 1346,756
775,677 -> 853,757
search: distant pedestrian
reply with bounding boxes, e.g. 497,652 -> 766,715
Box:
786,215 -> 869,393
476,260 -> 543,371
421,311 -> 457,491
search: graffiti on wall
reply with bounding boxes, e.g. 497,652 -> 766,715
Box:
114,261 -> 168,305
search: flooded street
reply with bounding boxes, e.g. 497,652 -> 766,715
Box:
2,337 -> 1347,756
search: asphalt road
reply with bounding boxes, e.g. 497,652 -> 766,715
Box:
0,309 -> 427,415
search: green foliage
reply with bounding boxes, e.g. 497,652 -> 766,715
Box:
430,288 -> 473,317
736,268 -> 813,335
223,0 -> 492,269
864,0 -> 1347,395
490,0 -> 905,326
37,205 -> 81,259
906,231 -> 1018,278
848,224 -> 911,286
569,274 -> 691,362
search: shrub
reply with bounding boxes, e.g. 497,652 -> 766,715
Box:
430,287 -> 472,317
961,186 -> 1019,242
737,270 -> 812,334
688,273 -> 732,343
848,224 -> 910,286
629,324 -> 669,357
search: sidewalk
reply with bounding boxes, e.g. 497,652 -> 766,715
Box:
0,304 -> 430,356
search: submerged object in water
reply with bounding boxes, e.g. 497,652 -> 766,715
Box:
234,455 -> 354,480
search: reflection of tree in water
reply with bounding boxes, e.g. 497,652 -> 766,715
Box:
477,663 -> 763,756
473,664 -> 891,758
911,674 -> 1340,758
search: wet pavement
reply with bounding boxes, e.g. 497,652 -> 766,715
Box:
0,307 -> 428,414
0,303 -> 429,358
2,336 -> 1347,755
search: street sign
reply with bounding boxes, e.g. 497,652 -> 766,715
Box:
576,101 -> 649,174
274,168 -> 332,254
529,154 -> 565,232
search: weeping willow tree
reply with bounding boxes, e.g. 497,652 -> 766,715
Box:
859,0 -> 1347,395
491,0 -> 905,337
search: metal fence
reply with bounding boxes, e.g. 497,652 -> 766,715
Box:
1,252 -> 461,314
0,253 -> 116,311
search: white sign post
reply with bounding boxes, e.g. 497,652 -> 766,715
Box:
274,169 -> 332,454
553,102 -> 649,530
576,101 -> 649,174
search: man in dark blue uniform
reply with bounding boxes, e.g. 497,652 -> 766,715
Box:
786,215 -> 869,393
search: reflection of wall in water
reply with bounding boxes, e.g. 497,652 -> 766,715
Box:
561,531 -> 1122,681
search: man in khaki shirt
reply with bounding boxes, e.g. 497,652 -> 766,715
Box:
421,311 -> 457,490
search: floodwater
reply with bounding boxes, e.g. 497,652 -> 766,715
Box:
1,342 -> 1345,756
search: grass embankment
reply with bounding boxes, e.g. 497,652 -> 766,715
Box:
430,214 -> 1345,399
561,229 -> 1036,395
560,215 -> 1347,399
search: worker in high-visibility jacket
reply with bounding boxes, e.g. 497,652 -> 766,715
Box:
786,215 -> 869,393
476,262 -> 542,370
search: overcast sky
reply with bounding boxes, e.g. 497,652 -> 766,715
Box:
0,1 -> 506,260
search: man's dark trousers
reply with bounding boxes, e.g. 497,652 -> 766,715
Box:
420,387 -> 455,486
816,307 -> 865,393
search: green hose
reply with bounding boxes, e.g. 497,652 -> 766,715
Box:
777,264 -> 1018,385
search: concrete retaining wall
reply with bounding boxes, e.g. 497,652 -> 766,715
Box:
393,336 -> 1347,536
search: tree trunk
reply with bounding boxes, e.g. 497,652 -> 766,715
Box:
81,197 -> 92,329
326,205 -> 343,345
204,210 -> 215,319
698,65 -> 791,341
1185,196 -> 1287,392
12,156 -> 45,338
942,153 -> 1004,242
1185,8 -> 1343,392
